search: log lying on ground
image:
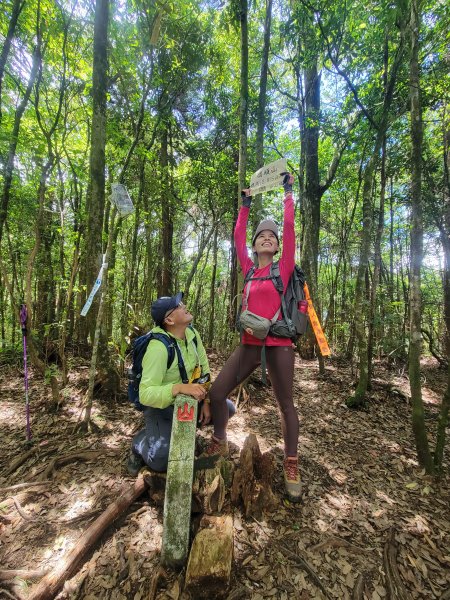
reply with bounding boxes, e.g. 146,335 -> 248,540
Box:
28,474 -> 148,600
231,434 -> 277,518
143,469 -> 167,506
184,514 -> 233,598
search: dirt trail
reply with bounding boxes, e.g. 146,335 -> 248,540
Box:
0,355 -> 449,599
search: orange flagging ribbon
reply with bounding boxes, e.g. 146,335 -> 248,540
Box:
303,283 -> 331,357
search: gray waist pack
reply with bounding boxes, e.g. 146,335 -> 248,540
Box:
239,309 -> 274,340
238,279 -> 281,339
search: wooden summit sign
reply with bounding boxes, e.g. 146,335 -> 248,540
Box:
249,157 -> 287,195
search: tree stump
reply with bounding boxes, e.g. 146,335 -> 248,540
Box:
184,514 -> 233,598
161,394 -> 198,568
231,434 -> 277,518
192,456 -> 235,514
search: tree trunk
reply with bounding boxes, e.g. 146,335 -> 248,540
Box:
367,139 -> 386,385
253,0 -> 273,229
238,0 -> 248,196
208,227 -> 218,347
408,0 -> 433,473
301,61 -> 322,367
0,42 -> 41,244
84,0 -> 109,341
79,209 -> 117,431
347,18 -> 406,407
434,360 -> 450,474
442,120 -> 450,357
0,0 -> 26,123
160,126 -> 173,296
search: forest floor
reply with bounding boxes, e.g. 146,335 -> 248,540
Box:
0,352 -> 449,600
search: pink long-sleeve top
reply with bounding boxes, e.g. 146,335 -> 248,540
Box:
235,192 -> 295,347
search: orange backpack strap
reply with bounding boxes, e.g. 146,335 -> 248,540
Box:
303,283 -> 331,357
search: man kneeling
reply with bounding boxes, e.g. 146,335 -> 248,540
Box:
127,292 -> 234,475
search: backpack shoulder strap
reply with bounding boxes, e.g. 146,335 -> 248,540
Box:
152,331 -> 190,383
147,332 -> 176,370
244,265 -> 256,284
187,324 -> 198,348
269,260 -> 284,294
294,264 -> 306,285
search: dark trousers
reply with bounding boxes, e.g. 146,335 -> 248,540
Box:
209,344 -> 298,456
132,399 -> 236,472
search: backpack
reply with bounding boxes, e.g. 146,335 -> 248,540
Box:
238,261 -> 308,341
127,328 -> 197,411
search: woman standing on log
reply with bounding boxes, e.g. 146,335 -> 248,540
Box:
206,173 -> 302,502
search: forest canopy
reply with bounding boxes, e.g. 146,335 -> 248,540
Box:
0,0 -> 449,467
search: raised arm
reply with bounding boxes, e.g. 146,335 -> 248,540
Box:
278,174 -> 296,289
233,190 -> 254,276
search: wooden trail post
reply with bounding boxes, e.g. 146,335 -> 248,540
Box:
161,394 -> 198,568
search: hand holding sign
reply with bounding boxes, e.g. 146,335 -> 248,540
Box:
249,158 -> 288,195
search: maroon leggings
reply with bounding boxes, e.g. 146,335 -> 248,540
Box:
209,344 -> 298,456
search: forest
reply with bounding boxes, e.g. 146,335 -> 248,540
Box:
0,0 -> 449,598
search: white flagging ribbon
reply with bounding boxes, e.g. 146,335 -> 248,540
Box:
81,255 -> 108,317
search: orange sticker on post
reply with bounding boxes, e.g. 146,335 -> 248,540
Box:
303,283 -> 331,357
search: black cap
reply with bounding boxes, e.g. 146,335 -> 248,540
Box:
151,292 -> 183,326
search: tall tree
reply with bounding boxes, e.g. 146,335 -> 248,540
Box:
0,0 -> 26,123
83,0 -> 109,340
253,0 -> 273,228
408,0 -> 433,472
0,6 -> 41,244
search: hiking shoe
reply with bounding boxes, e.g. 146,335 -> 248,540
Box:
126,450 -> 144,476
202,436 -> 229,457
283,457 -> 302,502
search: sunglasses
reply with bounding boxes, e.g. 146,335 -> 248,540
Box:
164,301 -> 186,320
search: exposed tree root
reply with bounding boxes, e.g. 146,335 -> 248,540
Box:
38,449 -> 119,480
352,573 -> 366,599
73,419 -> 101,435
252,516 -> 333,600
383,528 -> 409,600
309,536 -> 372,555
0,569 -> 49,582
0,482 -> 47,494
147,565 -> 167,600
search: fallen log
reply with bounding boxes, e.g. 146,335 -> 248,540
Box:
28,474 -> 148,600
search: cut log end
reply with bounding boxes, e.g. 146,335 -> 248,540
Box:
184,514 -> 233,599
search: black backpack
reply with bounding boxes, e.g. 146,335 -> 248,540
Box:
239,261 -> 308,341
127,328 -> 197,411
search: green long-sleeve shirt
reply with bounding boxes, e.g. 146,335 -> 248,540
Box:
138,325 -> 209,409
